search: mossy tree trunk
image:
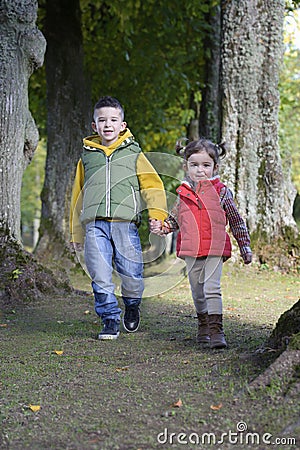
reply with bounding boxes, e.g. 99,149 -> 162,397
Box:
198,3 -> 222,143
35,0 -> 91,266
0,0 -> 46,242
220,0 -> 297,238
0,0 -> 68,305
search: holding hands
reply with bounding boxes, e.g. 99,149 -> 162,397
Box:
149,219 -> 170,236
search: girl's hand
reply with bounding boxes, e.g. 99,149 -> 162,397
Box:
243,252 -> 252,265
149,219 -> 172,236
149,219 -> 162,234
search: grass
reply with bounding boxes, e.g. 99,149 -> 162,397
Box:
0,259 -> 299,449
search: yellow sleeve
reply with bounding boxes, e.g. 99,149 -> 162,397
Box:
137,153 -> 168,221
69,159 -> 85,243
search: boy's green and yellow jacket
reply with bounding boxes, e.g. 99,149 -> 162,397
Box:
70,128 -> 167,243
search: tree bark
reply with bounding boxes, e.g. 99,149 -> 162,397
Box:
35,0 -> 91,264
0,0 -> 46,241
220,0 -> 297,237
198,4 -> 222,142
0,1 -> 69,306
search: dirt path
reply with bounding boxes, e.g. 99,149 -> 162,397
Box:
1,262 -> 299,449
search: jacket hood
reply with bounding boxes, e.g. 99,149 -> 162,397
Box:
83,128 -> 134,155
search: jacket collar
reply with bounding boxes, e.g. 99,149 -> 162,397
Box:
181,175 -> 220,191
83,128 -> 134,156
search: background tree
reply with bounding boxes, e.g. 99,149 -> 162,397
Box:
0,0 -> 45,242
34,0 -> 91,266
0,0 -> 69,304
198,3 -> 222,142
220,0 -> 297,241
279,7 -> 300,226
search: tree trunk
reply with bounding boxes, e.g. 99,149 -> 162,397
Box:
0,0 -> 46,241
220,0 -> 297,237
0,0 -> 70,306
198,4 -> 222,142
35,0 -> 91,265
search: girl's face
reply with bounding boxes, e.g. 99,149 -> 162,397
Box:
185,151 -> 217,183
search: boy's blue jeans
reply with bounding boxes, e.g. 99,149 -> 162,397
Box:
84,220 -> 144,323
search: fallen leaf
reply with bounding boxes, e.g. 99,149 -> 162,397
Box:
29,404 -> 41,412
115,366 -> 129,372
210,403 -> 223,410
53,350 -> 64,355
172,399 -> 183,408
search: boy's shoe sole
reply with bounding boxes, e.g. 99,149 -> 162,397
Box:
98,332 -> 120,340
98,319 -> 120,340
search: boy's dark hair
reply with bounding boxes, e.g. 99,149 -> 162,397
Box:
176,137 -> 227,166
93,96 -> 125,120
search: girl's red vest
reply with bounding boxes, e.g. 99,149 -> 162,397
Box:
176,178 -> 232,258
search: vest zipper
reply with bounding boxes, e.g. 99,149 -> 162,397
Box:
106,155 -> 111,216
131,186 -> 137,214
196,197 -> 202,209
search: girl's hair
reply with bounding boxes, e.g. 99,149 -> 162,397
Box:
176,137 -> 227,166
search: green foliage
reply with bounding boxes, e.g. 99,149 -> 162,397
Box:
9,268 -> 23,280
28,2 -> 46,137
21,142 -> 46,234
28,66 -> 46,136
286,0 -> 300,11
80,0 -> 214,146
289,333 -> 300,349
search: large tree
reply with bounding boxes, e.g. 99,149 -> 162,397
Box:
0,0 -> 45,242
220,0 -> 297,239
34,0 -> 91,265
0,0 -> 67,305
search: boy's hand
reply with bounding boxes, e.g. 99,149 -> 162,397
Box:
149,219 -> 162,234
149,219 -> 172,236
243,252 -> 252,265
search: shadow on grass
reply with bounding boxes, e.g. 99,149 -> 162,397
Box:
1,282 -> 298,450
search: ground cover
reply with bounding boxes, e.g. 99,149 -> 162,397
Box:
0,260 -> 299,449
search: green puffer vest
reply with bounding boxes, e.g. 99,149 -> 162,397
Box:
80,139 -> 142,224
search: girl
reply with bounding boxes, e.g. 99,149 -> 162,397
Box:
151,138 -> 252,349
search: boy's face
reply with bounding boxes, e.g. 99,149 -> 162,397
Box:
92,106 -> 126,146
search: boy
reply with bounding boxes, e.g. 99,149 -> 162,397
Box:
70,96 -> 167,340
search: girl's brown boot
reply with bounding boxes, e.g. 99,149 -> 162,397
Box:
196,312 -> 210,345
208,314 -> 227,349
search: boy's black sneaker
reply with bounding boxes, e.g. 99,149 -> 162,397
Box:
123,305 -> 140,333
98,319 -> 120,340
